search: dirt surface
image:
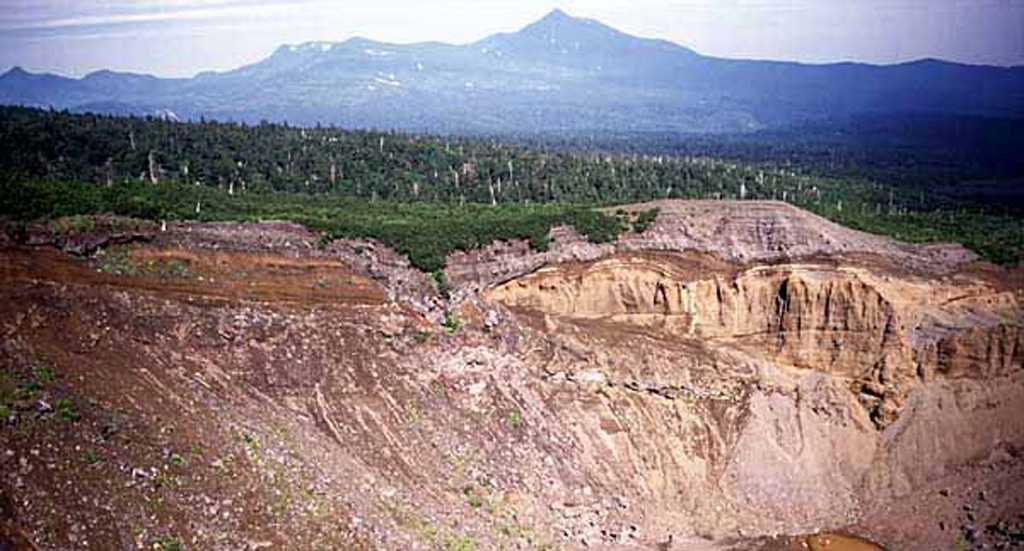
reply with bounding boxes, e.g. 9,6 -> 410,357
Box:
1,202 -> 1022,551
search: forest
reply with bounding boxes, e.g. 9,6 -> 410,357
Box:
1,106 -> 1021,268
520,113 -> 1024,200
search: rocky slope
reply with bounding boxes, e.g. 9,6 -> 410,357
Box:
1,201 -> 1022,551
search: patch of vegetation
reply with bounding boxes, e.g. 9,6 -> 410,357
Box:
442,311 -> 463,333
242,432 -> 261,452
441,532 -> 478,551
494,522 -> 552,551
418,521 -> 478,551
5,363 -> 55,403
431,270 -> 449,295
152,536 -> 182,551
95,247 -> 191,278
48,215 -> 96,235
55,398 -> 80,422
462,485 -> 484,509
33,363 -> 56,384
506,410 -> 521,430
632,208 -> 660,233
85,450 -> 104,464
96,247 -> 137,275
16,381 -> 40,401
406,400 -> 423,423
0,372 -> 14,407
169,452 -> 186,466
164,259 -> 190,278
429,379 -> 448,399
316,233 -> 331,250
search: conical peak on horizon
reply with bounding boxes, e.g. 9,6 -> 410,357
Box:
538,8 -> 572,21
530,8 -> 593,26
268,9 -> 635,55
515,9 -> 621,37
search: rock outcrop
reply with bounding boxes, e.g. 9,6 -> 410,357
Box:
488,252 -> 1021,428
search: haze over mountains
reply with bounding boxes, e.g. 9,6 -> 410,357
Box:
1,9 -> 1022,134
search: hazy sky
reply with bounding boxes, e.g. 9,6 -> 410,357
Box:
2,0 -> 1022,77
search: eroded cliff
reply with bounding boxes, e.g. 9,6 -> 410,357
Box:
487,251 -> 1021,427
1,201 -> 1022,551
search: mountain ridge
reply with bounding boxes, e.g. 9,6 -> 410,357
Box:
2,9 -> 1022,133
7,9 -> 1020,80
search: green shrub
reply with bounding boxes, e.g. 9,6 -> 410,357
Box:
632,208 -> 659,233
507,410 -> 521,430
462,485 -> 484,509
152,536 -> 182,551
443,312 -> 463,333
55,398 -> 80,422
34,364 -> 55,383
431,270 -> 449,294
442,533 -> 477,551
49,215 -> 96,235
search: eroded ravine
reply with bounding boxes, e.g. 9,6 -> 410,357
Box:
2,203 -> 1023,551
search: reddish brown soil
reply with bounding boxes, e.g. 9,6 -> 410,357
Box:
1,245 -> 386,306
1,243 -> 386,551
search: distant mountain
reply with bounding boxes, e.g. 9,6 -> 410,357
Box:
2,9 -> 1023,133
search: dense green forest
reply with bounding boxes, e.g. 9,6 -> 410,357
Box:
0,106 -> 1021,267
0,106 -> 924,208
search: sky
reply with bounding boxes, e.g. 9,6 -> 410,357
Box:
1,0 -> 1022,78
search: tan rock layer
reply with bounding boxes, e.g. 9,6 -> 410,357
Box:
487,254 -> 1023,427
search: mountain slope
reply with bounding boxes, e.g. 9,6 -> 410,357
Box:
2,9 -> 1022,133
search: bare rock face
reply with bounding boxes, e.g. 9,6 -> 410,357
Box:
611,200 -> 976,270
487,251 -> 1021,429
923,324 -> 1024,379
487,257 -> 904,378
0,202 -> 1021,551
